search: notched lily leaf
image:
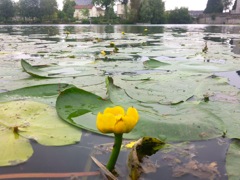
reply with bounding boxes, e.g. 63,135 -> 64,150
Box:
21,59 -> 96,78
226,140 -> 240,179
143,58 -> 170,69
0,83 -> 73,105
128,137 -> 165,180
0,100 -> 81,166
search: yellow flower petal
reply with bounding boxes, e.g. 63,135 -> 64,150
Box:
96,112 -> 116,133
127,107 -> 139,121
100,51 -> 106,56
104,106 -> 125,116
114,120 -> 127,134
96,106 -> 139,134
125,141 -> 137,148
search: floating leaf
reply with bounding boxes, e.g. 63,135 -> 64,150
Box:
0,127 -> 33,166
56,87 -> 113,134
226,140 -> 240,180
143,58 -> 170,69
56,77 -> 224,141
0,101 -> 81,166
0,83 -> 73,105
21,59 -> 97,78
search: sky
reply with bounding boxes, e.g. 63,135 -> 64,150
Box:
164,0 -> 208,10
14,0 -> 208,11
56,0 -> 208,10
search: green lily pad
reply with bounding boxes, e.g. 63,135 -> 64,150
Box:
21,59 -> 98,78
0,127 -> 33,166
56,77 -> 225,141
143,58 -> 170,69
56,87 -> 113,134
0,100 -> 81,166
0,83 -> 73,105
112,73 -> 240,104
226,140 -> 240,180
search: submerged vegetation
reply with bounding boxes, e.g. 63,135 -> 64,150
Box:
0,25 -> 240,179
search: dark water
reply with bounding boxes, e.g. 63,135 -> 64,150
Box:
0,24 -> 240,179
0,132 -> 229,180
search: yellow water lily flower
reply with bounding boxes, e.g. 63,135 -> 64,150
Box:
110,42 -> 115,47
64,31 -> 70,35
100,50 -> 106,56
121,31 -> 125,35
96,106 -> 139,134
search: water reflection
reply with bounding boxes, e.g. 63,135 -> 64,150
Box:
203,25 -> 240,34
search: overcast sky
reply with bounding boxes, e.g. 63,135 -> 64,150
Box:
164,0 -> 208,10
56,0 -> 208,10
14,0 -> 208,11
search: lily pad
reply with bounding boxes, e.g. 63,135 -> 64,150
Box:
0,83 -> 73,105
56,77 -> 225,141
21,59 -> 98,78
0,100 -> 81,166
143,58 -> 170,69
226,140 -> 240,180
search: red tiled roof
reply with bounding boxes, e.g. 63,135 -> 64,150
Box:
75,5 -> 94,9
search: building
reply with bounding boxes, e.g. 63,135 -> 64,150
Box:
116,0 -> 131,18
73,0 -> 104,20
189,11 -> 203,18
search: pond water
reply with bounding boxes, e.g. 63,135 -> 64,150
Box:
0,24 -> 240,180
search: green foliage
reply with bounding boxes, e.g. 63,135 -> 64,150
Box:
92,0 -> 113,9
139,0 -> 152,23
131,0 -> 165,24
222,0 -> 234,11
62,0 -> 76,20
129,0 -> 141,22
92,0 -> 116,22
57,10 -> 66,21
81,8 -> 90,18
204,0 -> 224,13
39,0 -> 58,20
0,0 -> 14,21
167,8 -> 192,24
149,0 -> 165,24
19,0 -> 40,20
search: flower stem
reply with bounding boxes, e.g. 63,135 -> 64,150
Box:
106,133 -> 123,172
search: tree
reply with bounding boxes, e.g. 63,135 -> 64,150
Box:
62,0 -> 76,20
139,0 -> 152,23
81,9 -> 90,18
232,0 -> 237,10
149,0 -> 165,24
39,0 -> 58,20
129,0 -> 141,22
0,0 -> 14,21
19,0 -> 41,20
222,0 -> 234,12
92,0 -> 115,20
204,0 -> 223,13
139,0 -> 165,24
167,7 -> 192,24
